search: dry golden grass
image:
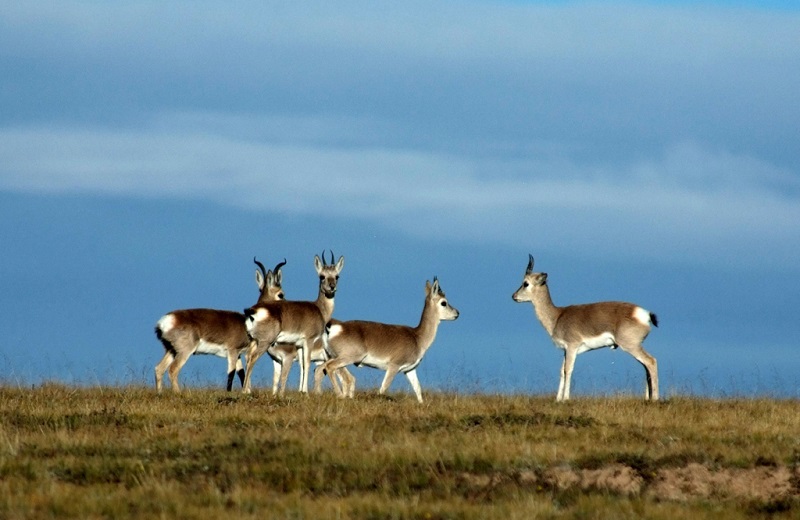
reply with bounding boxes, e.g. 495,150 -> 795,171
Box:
1,384 -> 798,519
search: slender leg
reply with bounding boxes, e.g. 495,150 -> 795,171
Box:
300,339 -> 312,393
155,352 -> 174,393
316,358 -> 347,397
626,347 -> 658,401
235,357 -> 245,388
271,358 -> 282,395
339,368 -> 356,398
559,349 -> 577,401
556,353 -> 567,401
167,350 -> 192,393
278,352 -> 294,396
405,369 -> 423,403
313,363 -> 329,395
330,368 -> 345,396
379,366 -> 400,396
313,363 -> 341,395
226,352 -> 238,391
317,357 -> 361,398
326,367 -> 342,395
243,341 -> 266,394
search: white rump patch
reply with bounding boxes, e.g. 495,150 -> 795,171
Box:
195,339 -> 228,358
157,314 -> 176,334
252,307 -> 270,322
633,307 -> 651,325
328,324 -> 343,339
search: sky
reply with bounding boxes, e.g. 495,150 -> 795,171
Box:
1,1 -> 799,398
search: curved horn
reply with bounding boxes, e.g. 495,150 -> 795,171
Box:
273,258 -> 287,274
321,250 -> 327,266
526,254 -> 534,274
254,256 -> 268,278
328,249 -> 335,265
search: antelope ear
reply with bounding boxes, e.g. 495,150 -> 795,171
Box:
539,273 -> 548,285
255,270 -> 265,290
314,255 -> 323,273
425,280 -> 432,295
431,277 -> 440,295
335,255 -> 345,272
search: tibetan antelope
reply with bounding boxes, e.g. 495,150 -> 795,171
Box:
512,255 -> 659,401
154,258 -> 285,393
314,277 -> 459,403
242,251 -> 345,394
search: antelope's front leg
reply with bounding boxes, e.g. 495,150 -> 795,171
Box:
242,340 -> 264,394
378,366 -> 400,396
298,339 -> 312,393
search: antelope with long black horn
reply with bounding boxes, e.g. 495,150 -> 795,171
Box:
154,257 -> 286,392
242,250 -> 345,394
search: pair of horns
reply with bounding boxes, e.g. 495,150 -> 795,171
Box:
320,250 -> 336,266
254,257 -> 286,278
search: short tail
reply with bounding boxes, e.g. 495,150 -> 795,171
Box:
650,313 -> 659,327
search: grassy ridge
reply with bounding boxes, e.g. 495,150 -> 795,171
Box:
1,385 -> 798,519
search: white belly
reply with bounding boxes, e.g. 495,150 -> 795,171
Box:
554,332 -> 616,354
358,353 -> 390,370
195,340 -> 228,358
578,332 -> 616,354
276,331 -> 305,345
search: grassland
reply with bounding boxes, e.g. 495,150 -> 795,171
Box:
1,384 -> 798,519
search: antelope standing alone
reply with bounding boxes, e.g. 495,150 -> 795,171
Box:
242,251 -> 345,394
154,258 -> 285,393
512,255 -> 659,401
314,277 -> 459,403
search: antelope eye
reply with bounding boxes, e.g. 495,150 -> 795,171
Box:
440,301 -> 447,307
319,275 -> 324,280
523,282 -> 530,288
277,293 -> 284,300
335,275 -> 340,280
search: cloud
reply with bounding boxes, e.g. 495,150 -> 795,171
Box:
1,2 -> 798,269
1,120 -> 798,269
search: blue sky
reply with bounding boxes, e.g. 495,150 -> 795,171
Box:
1,1 -> 798,398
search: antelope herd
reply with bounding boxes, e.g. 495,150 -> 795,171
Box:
155,252 -> 659,402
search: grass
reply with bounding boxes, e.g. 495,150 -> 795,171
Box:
1,384 -> 799,519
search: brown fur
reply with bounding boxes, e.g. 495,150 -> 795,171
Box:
315,279 -> 459,403
513,256 -> 658,401
243,253 -> 346,394
154,259 -> 285,393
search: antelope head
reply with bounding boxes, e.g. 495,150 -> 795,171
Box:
254,257 -> 287,303
314,250 -> 345,299
512,254 -> 548,303
427,277 -> 460,321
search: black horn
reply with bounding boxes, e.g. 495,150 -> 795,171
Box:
526,254 -> 534,274
328,250 -> 335,265
254,256 -> 268,278
273,258 -> 287,274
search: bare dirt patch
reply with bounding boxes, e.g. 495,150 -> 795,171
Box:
649,463 -> 797,502
460,463 -> 799,502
